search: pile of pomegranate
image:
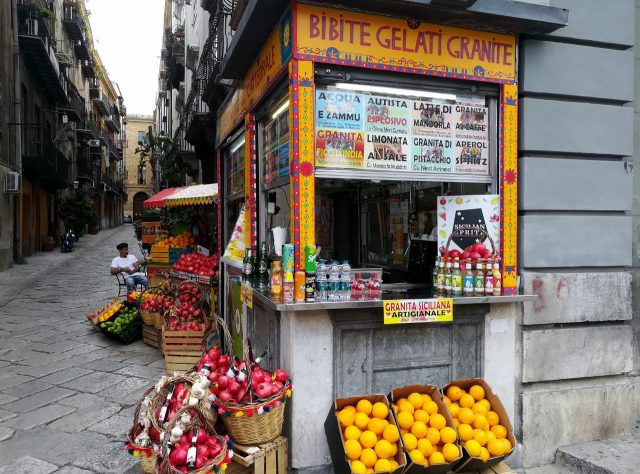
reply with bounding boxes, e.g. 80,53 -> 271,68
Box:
140,294 -> 171,314
166,283 -> 206,331
167,426 -> 226,472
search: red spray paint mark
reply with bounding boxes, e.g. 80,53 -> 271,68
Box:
532,278 -> 545,313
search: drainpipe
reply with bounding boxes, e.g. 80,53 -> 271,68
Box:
11,0 -> 23,261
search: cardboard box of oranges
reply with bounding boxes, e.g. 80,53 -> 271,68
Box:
441,379 -> 516,473
389,385 -> 462,474
325,394 -> 407,474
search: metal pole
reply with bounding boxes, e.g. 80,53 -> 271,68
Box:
11,0 -> 23,261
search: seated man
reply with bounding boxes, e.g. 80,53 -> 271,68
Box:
111,242 -> 148,292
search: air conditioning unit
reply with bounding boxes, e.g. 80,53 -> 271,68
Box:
4,171 -> 20,193
87,139 -> 101,147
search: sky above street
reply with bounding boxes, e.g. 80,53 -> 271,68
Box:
86,0 -> 163,116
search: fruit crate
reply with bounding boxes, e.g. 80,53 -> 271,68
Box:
468,461 -> 515,474
162,328 -> 204,373
225,437 -> 288,474
142,324 -> 162,351
150,246 -> 169,263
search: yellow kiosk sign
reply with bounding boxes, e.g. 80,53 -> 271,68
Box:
383,298 -> 453,324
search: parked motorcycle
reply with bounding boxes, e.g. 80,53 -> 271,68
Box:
61,230 -> 75,252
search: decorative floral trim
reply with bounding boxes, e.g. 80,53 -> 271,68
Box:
123,441 -> 154,458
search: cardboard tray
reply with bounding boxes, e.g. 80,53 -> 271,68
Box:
325,394 -> 407,474
390,385 -> 462,474
443,379 -> 516,473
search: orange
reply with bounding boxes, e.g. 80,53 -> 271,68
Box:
458,423 -> 473,441
344,439 -> 362,460
398,400 -> 415,414
440,426 -> 457,444
342,405 -> 356,414
472,402 -> 488,415
354,412 -> 370,430
446,385 -> 463,402
360,430 -> 378,449
428,451 -> 446,465
480,447 -> 490,462
339,409 -> 355,428
458,408 -> 475,425
459,394 -> 475,409
411,420 -> 428,439
442,395 -> 451,405
464,439 -> 482,458
368,418 -> 385,436
421,393 -> 433,405
388,441 -> 398,457
356,399 -> 373,415
350,460 -> 367,474
397,411 -> 414,430
473,414 -> 489,431
426,427 -> 441,446
413,409 -> 429,424
478,399 -> 491,411
372,402 -> 389,419
472,428 -> 488,447
409,449 -> 426,465
469,384 -> 485,401
374,439 -> 394,459
442,443 -> 460,462
360,448 -> 377,468
407,392 -> 424,409
485,430 -> 496,443
345,425 -> 361,441
417,438 -> 433,457
448,402 -> 460,418
491,425 -> 507,439
486,411 -> 500,427
501,438 -> 513,453
423,400 -> 439,416
429,413 -> 446,430
382,424 -> 399,443
388,460 -> 399,470
374,459 -> 391,472
452,418 -> 460,428
402,432 -> 418,451
487,439 -> 505,457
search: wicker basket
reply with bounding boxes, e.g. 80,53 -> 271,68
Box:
443,228 -> 497,260
157,407 -> 232,474
126,385 -> 158,474
149,374 -> 217,435
152,310 -> 165,330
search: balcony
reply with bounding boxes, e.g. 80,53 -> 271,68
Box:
22,126 -> 69,190
58,85 -> 85,123
91,89 -> 110,116
62,1 -> 91,61
81,59 -> 96,79
104,114 -> 120,133
166,33 -> 186,90
76,119 -> 98,141
17,9 -> 69,105
202,11 -> 235,110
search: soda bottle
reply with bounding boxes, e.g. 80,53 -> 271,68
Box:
315,259 -> 327,302
444,258 -> 452,295
242,248 -> 253,284
452,258 -> 462,296
351,273 -> 365,301
283,271 -> 294,303
463,258 -> 475,296
340,260 -> 352,301
474,260 -> 485,296
492,260 -> 502,296
270,260 -> 283,302
484,259 -> 495,296
257,241 -> 269,290
436,257 -> 445,294
432,258 -> 439,292
328,260 -> 340,302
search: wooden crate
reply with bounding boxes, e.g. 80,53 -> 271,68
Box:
465,462 -> 516,474
142,324 -> 162,350
226,437 -> 288,474
162,329 -> 204,373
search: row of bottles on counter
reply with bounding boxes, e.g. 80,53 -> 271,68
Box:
433,256 -> 502,296
242,242 -> 270,289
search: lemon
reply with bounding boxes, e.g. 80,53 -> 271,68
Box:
429,413 -> 446,430
478,399 -> 491,411
368,418 -> 385,436
413,409 -> 429,424
354,412 -> 370,430
382,424 -> 399,443
407,392 -> 424,409
345,425 -> 361,441
421,394 -> 432,405
487,439 -> 505,457
480,447 -> 490,462
344,439 -> 362,460
501,438 -> 513,453
446,386 -> 463,402
469,384 -> 485,401
343,405 -> 357,414
350,460 -> 367,474
417,438 -> 433,457
374,459 -> 391,472
485,430 -> 496,443
402,432 -> 418,451
465,439 -> 482,458
360,448 -> 377,468
448,402 -> 460,418
356,399 -> 373,415
339,409 -> 355,428
472,402 -> 488,415
410,420 -> 428,439
440,426 -> 457,444
374,439 -> 393,459
409,449 -> 425,465
423,400 -> 438,416
473,428 -> 488,447
473,414 -> 489,431
442,443 -> 460,461
486,411 -> 500,427
396,411 -> 414,430
429,451 -> 446,465
388,459 -> 399,470
458,408 -> 475,425
360,430 -> 377,449
398,400 -> 414,414
426,427 -> 440,446
459,394 -> 475,409
371,402 -> 389,419
491,424 -> 507,439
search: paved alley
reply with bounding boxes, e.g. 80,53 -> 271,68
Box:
0,226 -> 163,474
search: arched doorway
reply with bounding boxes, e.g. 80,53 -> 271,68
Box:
132,192 -> 149,221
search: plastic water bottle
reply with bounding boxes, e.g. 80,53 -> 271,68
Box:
339,260 -> 352,301
328,260 -> 340,302
316,259 -> 327,302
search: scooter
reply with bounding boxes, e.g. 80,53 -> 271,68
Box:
61,229 -> 75,252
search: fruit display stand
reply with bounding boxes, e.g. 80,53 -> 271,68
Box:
142,325 -> 162,350
443,379 -> 516,473
325,394 -> 407,474
390,385 -> 462,473
226,436 -> 288,474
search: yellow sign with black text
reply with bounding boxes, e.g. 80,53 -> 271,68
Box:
383,298 -> 453,324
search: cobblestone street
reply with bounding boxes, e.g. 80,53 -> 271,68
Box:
0,226 -> 163,473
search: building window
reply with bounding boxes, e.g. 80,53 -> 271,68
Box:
138,164 -> 146,185
137,131 -> 147,145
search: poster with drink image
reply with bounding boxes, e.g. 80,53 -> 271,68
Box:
365,95 -> 411,135
411,101 -> 454,138
454,139 -> 489,174
453,104 -> 489,140
364,133 -> 410,171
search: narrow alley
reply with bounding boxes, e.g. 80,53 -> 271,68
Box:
0,225 -> 162,473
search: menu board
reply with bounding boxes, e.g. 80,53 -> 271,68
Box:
262,108 -> 290,186
315,89 -> 490,177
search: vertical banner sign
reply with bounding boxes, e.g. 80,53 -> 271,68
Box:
244,115 -> 257,250
500,84 -> 518,295
383,299 -> 454,324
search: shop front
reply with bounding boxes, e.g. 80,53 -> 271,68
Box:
216,2 -> 550,471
